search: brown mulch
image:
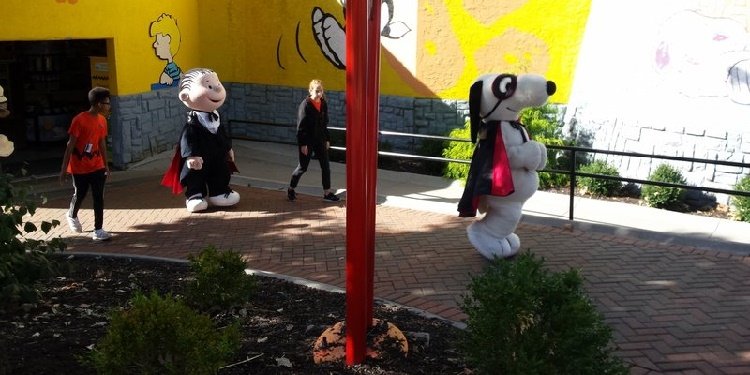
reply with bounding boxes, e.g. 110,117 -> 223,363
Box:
0,255 -> 470,375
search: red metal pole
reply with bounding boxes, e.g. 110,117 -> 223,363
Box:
345,0 -> 381,365
364,0 -> 381,326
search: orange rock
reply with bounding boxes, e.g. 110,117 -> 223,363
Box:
312,319 -> 408,365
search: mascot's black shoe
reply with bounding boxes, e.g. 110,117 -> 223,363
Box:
287,188 -> 297,202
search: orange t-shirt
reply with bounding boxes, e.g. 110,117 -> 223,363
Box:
66,112 -> 108,174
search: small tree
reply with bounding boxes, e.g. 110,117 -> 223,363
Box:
461,253 -> 628,375
519,104 -> 570,189
642,163 -> 686,209
185,246 -> 256,312
578,160 -> 622,197
442,119 -> 473,182
442,104 -> 571,188
85,291 -> 240,375
0,170 -> 65,312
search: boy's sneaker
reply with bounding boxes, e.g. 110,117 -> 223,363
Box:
323,192 -> 340,202
287,188 -> 297,201
92,229 -> 112,241
67,216 -> 82,233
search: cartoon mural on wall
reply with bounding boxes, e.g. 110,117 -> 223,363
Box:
567,0 -> 750,131
654,9 -> 750,105
278,0 -> 413,71
268,0 -> 588,101
150,13 -> 183,90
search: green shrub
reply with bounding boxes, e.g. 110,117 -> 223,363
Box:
0,171 -> 66,312
186,246 -> 256,312
85,291 -> 240,375
443,119 -> 473,182
460,253 -> 628,375
730,174 -> 750,222
578,160 -> 622,197
442,104 -> 570,189
642,163 -> 686,208
519,104 -> 570,189
417,137 -> 448,176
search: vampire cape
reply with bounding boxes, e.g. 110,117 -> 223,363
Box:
457,120 -> 529,217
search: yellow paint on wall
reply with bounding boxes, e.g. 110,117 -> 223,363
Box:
0,0 -> 590,101
197,1 -> 423,97
0,0 -> 201,96
419,0 -> 591,101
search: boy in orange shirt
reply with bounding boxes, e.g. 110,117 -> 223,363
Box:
59,87 -> 112,241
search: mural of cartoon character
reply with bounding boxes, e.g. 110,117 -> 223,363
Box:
150,13 -> 182,90
277,0 -> 412,71
655,9 -> 750,105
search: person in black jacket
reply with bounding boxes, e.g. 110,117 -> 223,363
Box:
287,79 -> 339,202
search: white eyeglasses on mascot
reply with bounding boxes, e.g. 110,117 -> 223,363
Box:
458,73 -> 556,260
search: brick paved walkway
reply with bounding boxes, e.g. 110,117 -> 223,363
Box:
26,177 -> 750,374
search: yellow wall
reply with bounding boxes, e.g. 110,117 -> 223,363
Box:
419,0 -> 591,101
0,0 -> 201,95
0,0 -> 590,101
199,0 -> 590,101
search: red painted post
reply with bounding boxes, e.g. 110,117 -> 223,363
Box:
345,0 -> 381,365
364,0 -> 381,326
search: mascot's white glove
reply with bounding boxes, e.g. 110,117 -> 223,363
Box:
187,156 -> 203,170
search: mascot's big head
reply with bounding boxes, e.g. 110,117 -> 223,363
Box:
178,68 -> 226,112
469,73 -> 556,143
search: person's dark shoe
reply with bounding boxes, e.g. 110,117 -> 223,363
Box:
287,188 -> 297,201
322,192 -> 340,202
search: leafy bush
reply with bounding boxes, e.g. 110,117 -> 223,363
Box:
442,119 -> 473,182
417,137 -> 448,176
0,171 -> 65,312
460,253 -> 628,375
185,246 -> 256,312
519,104 -> 571,189
730,174 -> 750,222
86,291 -> 240,375
442,104 -> 570,189
578,160 -> 622,197
642,163 -> 686,208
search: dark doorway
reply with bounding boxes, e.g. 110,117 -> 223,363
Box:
0,39 -> 107,177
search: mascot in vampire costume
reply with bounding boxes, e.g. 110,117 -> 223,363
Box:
458,73 -> 556,260
161,68 -> 240,212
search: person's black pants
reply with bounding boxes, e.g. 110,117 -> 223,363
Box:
290,142 -> 331,190
69,169 -> 106,230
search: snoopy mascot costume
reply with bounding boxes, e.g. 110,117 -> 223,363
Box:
161,68 -> 240,212
458,73 -> 556,260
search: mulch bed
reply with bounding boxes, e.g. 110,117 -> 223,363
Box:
0,254 -> 470,375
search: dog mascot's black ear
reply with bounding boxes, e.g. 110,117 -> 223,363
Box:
469,80 -> 483,144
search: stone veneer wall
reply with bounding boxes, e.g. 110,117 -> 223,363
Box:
109,83 -> 748,205
109,83 -> 468,169
565,106 -> 750,204
222,83 -> 468,154
109,87 -> 185,169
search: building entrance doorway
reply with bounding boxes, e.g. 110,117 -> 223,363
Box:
0,39 -> 108,176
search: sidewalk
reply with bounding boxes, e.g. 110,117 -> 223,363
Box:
23,139 -> 750,373
127,140 -> 750,254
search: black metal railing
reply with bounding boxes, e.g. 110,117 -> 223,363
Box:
228,120 -> 750,221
